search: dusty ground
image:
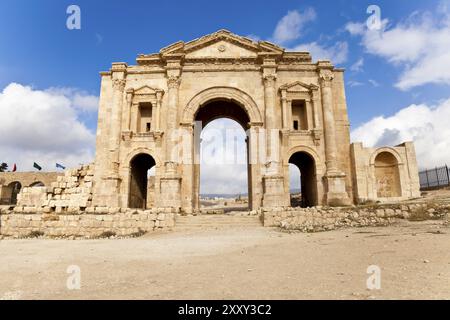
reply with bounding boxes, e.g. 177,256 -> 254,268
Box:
0,220 -> 449,300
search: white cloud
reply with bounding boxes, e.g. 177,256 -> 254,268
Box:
347,80 -> 364,87
345,22 -> 365,36
346,5 -> 450,90
199,119 -> 248,194
350,58 -> 364,72
0,83 -> 96,172
271,8 -> 317,45
351,98 -> 450,169
368,79 -> 380,87
292,41 -> 348,64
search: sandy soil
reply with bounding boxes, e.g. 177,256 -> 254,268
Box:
0,220 -> 449,300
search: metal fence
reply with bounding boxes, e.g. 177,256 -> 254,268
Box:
419,165 -> 450,190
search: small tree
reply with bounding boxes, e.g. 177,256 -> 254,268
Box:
0,163 -> 7,172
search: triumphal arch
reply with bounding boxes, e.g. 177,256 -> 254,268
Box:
91,30 -> 420,213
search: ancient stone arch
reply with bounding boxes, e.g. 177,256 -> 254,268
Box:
182,86 -> 263,125
88,30 -> 420,211
369,147 -> 403,166
372,150 -> 403,199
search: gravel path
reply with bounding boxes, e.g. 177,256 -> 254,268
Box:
0,220 -> 449,300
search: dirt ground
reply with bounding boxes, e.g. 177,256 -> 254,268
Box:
0,220 -> 449,300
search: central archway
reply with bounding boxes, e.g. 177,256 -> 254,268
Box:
193,99 -> 252,211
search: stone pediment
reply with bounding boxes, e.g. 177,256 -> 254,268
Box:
132,85 -> 163,96
279,81 -> 318,93
137,30 -> 285,64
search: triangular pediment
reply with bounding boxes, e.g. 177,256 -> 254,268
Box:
133,85 -> 162,95
159,29 -> 284,59
279,81 -> 318,93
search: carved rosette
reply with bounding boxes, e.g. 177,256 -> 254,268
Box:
112,79 -> 126,91
167,76 -> 181,89
319,70 -> 334,88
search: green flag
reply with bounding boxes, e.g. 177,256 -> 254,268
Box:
33,162 -> 42,171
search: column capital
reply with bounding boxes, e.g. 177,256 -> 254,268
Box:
167,76 -> 181,89
263,74 -> 277,87
319,69 -> 334,87
112,78 -> 126,91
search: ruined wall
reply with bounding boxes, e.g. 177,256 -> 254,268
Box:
0,207 -> 176,238
17,164 -> 95,210
350,142 -> 421,203
0,172 -> 62,188
263,202 -> 449,232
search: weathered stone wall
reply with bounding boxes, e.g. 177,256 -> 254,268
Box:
0,172 -> 62,188
0,206 -> 177,238
350,142 -> 421,203
17,164 -> 94,210
263,202 -> 450,233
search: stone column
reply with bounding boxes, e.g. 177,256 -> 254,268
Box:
319,66 -> 351,206
180,122 -> 194,214
109,77 -> 126,180
248,122 -> 263,210
154,91 -> 163,132
159,73 -> 182,209
261,63 -> 287,208
320,69 -> 339,173
165,75 -> 181,168
281,90 -> 289,130
263,74 -> 278,164
124,89 -> 133,132
95,63 -> 127,208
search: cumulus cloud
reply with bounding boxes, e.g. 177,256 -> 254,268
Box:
199,119 -> 248,194
350,58 -> 364,72
0,83 -> 96,172
292,41 -> 348,64
346,5 -> 450,90
271,8 -> 317,45
351,98 -> 450,169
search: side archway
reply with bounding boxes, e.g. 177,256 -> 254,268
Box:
127,152 -> 157,209
286,147 -> 321,207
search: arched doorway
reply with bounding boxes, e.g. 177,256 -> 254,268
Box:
7,181 -> 22,205
129,153 -> 156,209
289,152 -> 317,207
194,99 -> 251,211
374,151 -> 401,198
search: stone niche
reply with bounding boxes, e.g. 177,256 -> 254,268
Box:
351,142 -> 421,203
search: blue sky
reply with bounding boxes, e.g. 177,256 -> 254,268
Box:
0,0 -> 447,127
1,0 -> 450,192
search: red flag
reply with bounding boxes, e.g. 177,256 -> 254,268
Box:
12,164 -> 17,172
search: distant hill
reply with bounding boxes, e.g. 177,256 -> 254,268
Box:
201,189 -> 301,199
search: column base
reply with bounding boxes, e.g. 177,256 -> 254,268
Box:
158,176 -> 182,209
262,175 -> 289,208
325,172 -> 352,207
92,175 -> 122,207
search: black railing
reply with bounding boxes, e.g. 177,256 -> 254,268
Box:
419,165 -> 450,190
